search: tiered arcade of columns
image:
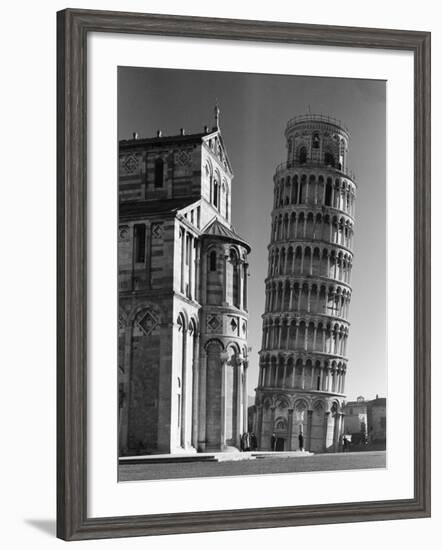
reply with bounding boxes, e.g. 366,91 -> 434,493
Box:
254,114 -> 357,453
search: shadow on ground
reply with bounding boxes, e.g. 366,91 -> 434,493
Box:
25,519 -> 56,537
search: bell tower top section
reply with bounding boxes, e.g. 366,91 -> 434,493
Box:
284,114 -> 350,174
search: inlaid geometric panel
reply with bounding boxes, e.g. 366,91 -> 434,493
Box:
136,310 -> 159,336
151,223 -> 163,239
122,154 -> 139,173
176,150 -> 191,166
118,313 -> 126,331
207,315 -> 220,332
119,225 -> 129,241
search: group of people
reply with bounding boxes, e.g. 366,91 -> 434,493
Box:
240,431 -> 307,452
240,432 -> 258,452
270,432 -> 305,452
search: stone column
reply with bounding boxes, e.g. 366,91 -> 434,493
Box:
188,234 -> 193,299
323,411 -> 330,452
306,409 -> 313,451
333,412 -> 342,452
257,405 -> 264,448
282,359 -> 287,388
157,322 -> 173,453
323,368 -> 329,391
236,361 -> 243,447
197,350 -> 207,451
294,322 -> 298,349
239,261 -> 244,310
119,322 -> 133,456
289,284 -> 294,310
243,361 -> 249,432
287,408 -> 294,450
220,355 -> 228,449
180,228 -> 185,293
223,253 -> 229,304
194,241 -> 201,302
191,332 -> 200,448
291,364 -> 296,388
270,406 -> 276,449
180,328 -> 188,448
243,263 -> 248,311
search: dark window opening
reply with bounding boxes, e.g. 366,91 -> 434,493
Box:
299,177 -> 306,204
154,158 -> 164,187
213,181 -> 219,208
185,235 -> 190,266
325,182 -> 332,206
209,251 -> 217,271
292,178 -> 299,204
317,376 -> 321,390
313,134 -> 320,149
324,152 -> 335,167
134,224 -> 146,263
299,146 -> 307,164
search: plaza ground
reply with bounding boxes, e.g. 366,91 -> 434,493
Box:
119,450 -> 386,481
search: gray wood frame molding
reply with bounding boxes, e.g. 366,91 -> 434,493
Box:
57,8 -> 431,541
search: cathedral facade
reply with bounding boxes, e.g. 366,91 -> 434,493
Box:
254,114 -> 357,453
118,112 -> 250,456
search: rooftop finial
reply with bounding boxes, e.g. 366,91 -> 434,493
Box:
214,101 -> 220,129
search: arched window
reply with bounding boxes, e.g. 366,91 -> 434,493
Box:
313,133 -> 320,149
292,175 -> 299,204
176,314 -> 186,441
299,175 -> 307,204
209,250 -> 217,271
299,146 -> 307,164
325,180 -> 332,206
232,251 -> 240,308
134,224 -> 146,263
324,152 -> 335,167
213,179 -> 219,208
224,181 -> 229,221
154,158 -> 164,187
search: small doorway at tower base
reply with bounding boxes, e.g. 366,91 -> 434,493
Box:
275,438 -> 285,451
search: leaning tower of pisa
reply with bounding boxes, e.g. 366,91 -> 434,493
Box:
254,114 -> 356,453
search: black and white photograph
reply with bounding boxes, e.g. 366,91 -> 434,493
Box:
1,0 -> 435,546
117,67 -> 387,481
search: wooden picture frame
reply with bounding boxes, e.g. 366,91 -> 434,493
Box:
57,8 -> 431,541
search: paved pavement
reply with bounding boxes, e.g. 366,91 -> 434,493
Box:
119,450 -> 386,482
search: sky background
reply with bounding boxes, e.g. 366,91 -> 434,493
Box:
118,67 -> 386,402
